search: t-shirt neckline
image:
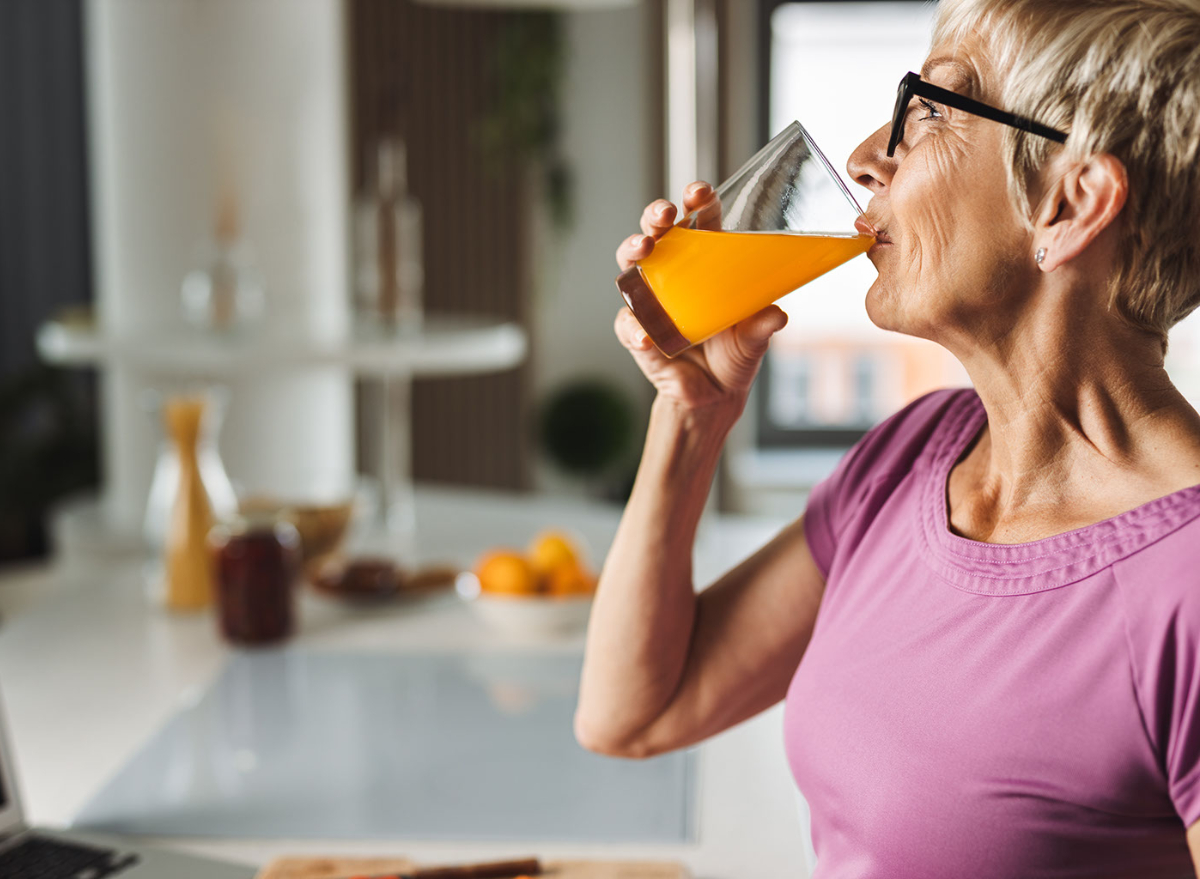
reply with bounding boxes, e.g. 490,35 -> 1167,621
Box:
918,389 -> 1200,595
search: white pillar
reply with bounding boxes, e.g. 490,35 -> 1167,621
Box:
84,0 -> 354,529
665,0 -> 719,202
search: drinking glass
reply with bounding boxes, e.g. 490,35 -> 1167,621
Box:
615,121 -> 873,357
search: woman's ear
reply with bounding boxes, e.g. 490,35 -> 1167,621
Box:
1033,153 -> 1128,272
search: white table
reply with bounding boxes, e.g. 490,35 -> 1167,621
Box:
35,315 -> 527,379
0,487 -> 809,879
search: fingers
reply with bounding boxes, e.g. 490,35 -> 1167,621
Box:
693,196 -> 723,231
614,307 -> 653,352
615,185 -> 718,270
614,307 -> 652,353
732,305 -> 789,358
682,181 -> 712,212
617,199 -> 678,270
616,233 -> 654,271
682,181 -> 722,231
640,199 -> 677,238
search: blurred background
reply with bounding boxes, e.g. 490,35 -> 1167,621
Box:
7,0 -> 1200,569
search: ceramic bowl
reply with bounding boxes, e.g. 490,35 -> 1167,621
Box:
456,572 -> 593,637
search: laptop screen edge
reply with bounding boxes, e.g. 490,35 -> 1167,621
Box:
0,683 -> 29,837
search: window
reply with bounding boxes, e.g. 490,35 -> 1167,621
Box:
757,0 -> 969,448
768,353 -> 813,427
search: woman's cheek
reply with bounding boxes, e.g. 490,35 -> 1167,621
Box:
898,147 -> 960,255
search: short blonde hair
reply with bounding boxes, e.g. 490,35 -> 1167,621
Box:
933,0 -> 1200,346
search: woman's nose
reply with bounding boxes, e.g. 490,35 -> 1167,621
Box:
847,122 -> 894,195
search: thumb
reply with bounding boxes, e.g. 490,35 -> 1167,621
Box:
733,305 -> 788,358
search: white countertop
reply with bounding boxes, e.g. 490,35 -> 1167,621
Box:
0,487 -> 810,879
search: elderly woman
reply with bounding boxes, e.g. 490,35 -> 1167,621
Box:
575,0 -> 1200,874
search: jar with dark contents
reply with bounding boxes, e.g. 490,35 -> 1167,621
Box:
209,513 -> 301,646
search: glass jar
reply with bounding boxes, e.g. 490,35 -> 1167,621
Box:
180,239 -> 266,332
209,513 -> 301,646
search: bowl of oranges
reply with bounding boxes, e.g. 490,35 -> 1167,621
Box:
456,530 -> 598,637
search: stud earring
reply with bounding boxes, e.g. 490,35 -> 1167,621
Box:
1035,247 -> 1047,266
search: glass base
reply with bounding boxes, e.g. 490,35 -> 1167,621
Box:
615,266 -> 691,358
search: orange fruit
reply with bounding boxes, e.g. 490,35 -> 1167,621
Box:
528,530 -> 584,578
546,563 -> 597,597
475,550 -> 538,596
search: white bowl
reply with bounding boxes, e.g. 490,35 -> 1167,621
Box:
456,572 -> 593,637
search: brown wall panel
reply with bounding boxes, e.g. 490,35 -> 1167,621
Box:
349,0 -> 531,491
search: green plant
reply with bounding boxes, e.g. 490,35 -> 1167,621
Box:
0,366 -> 99,559
538,379 -> 635,479
473,12 -> 574,230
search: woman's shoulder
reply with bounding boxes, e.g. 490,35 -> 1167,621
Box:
1110,505 -> 1200,819
803,387 -> 976,578
1113,505 -> 1200,621
1110,499 -> 1200,685
866,385 -> 975,447
833,386 -> 978,487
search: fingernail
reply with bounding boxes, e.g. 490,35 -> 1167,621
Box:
632,235 -> 645,248
656,203 -> 671,217
634,330 -> 647,347
687,182 -> 708,195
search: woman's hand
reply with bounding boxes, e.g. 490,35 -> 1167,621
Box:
614,181 -> 788,415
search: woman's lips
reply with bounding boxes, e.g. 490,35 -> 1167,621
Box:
855,216 -> 892,245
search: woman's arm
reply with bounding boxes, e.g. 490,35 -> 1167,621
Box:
574,395 -> 827,759
577,179 -> 824,759
1188,820 -> 1200,876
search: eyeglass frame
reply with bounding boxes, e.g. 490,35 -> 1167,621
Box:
887,71 -> 1069,158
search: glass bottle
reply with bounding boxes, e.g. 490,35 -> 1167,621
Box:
354,137 -> 424,333
180,189 -> 266,332
143,386 -> 237,557
143,387 -> 237,610
161,394 -> 219,611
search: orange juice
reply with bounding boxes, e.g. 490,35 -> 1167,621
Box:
617,228 -> 873,357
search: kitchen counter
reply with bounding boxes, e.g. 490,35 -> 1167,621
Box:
0,487 -> 810,879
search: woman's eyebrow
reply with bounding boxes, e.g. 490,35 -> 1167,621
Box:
919,57 -> 981,96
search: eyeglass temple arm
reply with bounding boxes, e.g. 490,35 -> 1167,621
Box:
913,79 -> 1068,144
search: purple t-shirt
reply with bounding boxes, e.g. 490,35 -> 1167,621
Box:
786,387 -> 1200,878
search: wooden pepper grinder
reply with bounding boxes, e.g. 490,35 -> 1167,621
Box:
162,395 -> 217,611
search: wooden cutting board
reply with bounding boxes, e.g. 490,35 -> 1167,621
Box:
256,857 -> 689,879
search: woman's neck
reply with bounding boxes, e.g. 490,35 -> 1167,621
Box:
947,302 -> 1200,541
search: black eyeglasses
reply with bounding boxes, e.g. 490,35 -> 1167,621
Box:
888,71 -> 1069,158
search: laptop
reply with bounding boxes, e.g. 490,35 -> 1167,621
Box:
0,688 -> 257,879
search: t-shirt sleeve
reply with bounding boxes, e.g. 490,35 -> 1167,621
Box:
802,433 -> 870,579
1163,615 -> 1200,827
1116,550 -> 1200,827
803,387 -> 968,580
